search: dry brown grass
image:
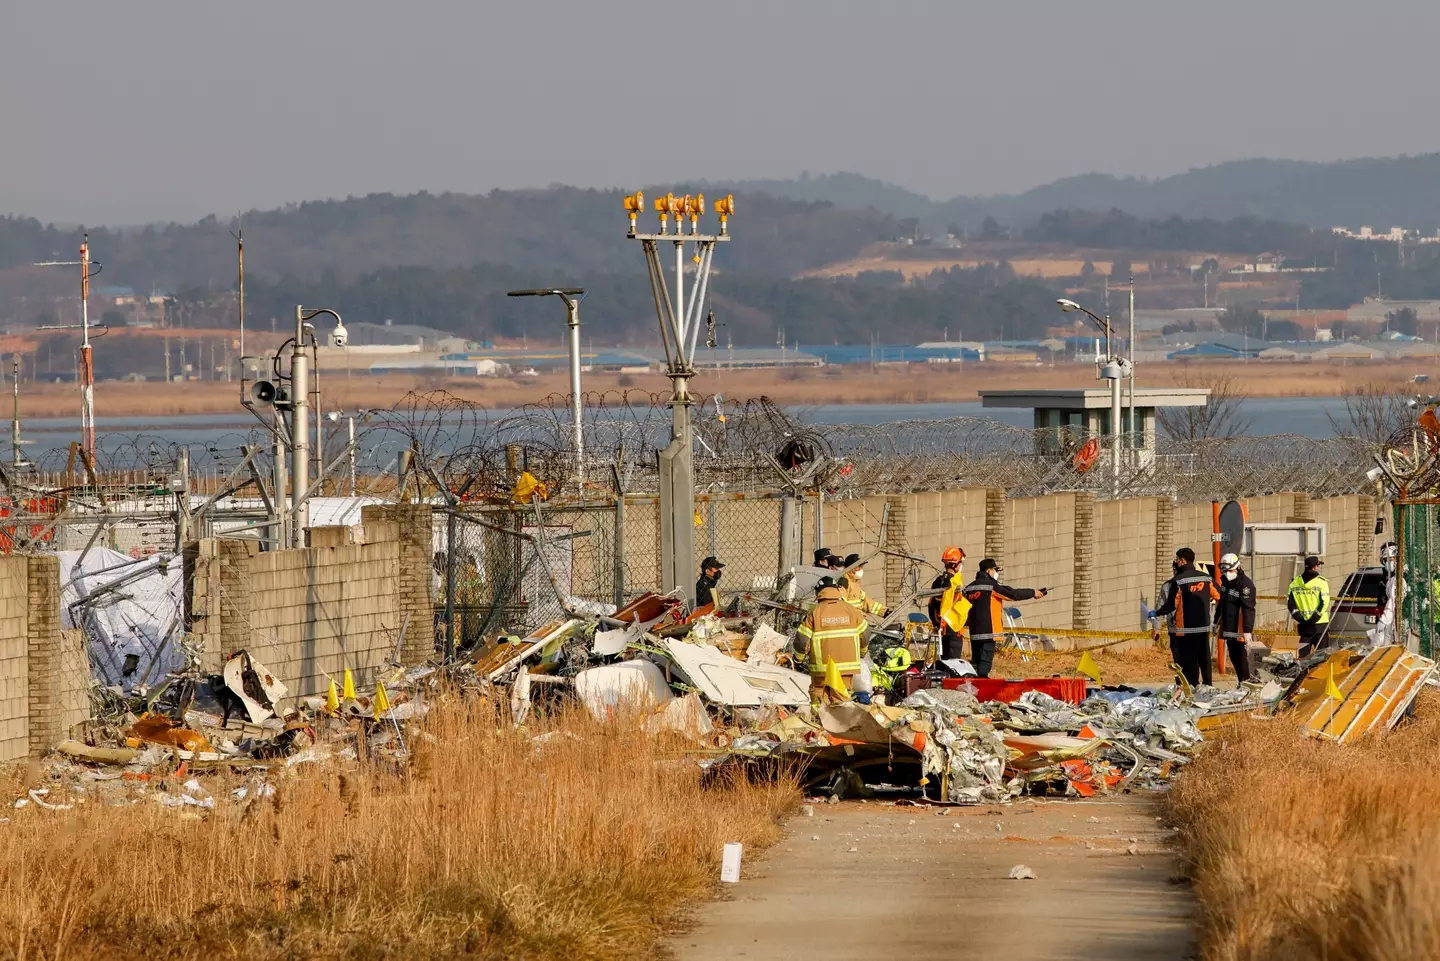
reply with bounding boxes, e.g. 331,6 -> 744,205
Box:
0,696 -> 796,960
1168,693 -> 1440,961
991,641 -> 1178,684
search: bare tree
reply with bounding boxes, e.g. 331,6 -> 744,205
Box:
1158,372 -> 1253,442
1327,381 -> 1414,445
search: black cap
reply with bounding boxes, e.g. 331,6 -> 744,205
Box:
979,558 -> 1000,572
843,553 -> 862,567
1305,555 -> 1323,569
701,556 -> 725,570
814,547 -> 833,565
815,576 -> 836,592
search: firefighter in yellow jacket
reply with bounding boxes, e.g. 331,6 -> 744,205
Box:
838,553 -> 886,617
796,576 -> 869,695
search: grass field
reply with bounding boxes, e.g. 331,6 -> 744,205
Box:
15,359 -> 1433,421
1168,693 -> 1440,961
0,697 -> 796,960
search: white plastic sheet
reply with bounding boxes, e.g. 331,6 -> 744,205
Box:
57,548 -> 183,687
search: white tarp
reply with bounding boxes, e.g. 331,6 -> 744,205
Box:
57,548 -> 184,688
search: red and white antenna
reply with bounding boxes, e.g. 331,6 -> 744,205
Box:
35,232 -> 101,456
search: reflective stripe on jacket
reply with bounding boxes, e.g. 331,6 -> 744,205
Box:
962,572 -> 1038,642
838,575 -> 885,616
1153,565 -> 1219,636
797,586 -> 868,675
1216,571 -> 1256,640
1287,573 -> 1331,626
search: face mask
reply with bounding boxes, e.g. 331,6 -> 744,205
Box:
1383,560 -> 1396,575
1172,561 -> 1182,571
1223,570 -> 1237,581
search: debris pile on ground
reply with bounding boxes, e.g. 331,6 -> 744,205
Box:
34,574 -> 1438,814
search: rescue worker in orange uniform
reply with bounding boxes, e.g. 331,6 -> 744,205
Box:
962,558 -> 1047,677
838,553 -> 886,617
928,547 -> 967,661
796,576 -> 869,696
1150,547 -> 1221,686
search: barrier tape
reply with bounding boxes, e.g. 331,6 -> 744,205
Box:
990,624 -> 1372,656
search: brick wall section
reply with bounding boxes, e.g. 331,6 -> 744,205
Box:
1070,493 -> 1095,629
0,558 -> 28,761
1093,497 -> 1161,637
364,504 -> 434,665
1358,497 -> 1377,568
1155,497 -> 1175,605
1004,493 -> 1076,630
216,539 -> 255,665
883,496 -> 909,608
1290,492 -> 1314,521
984,488 -> 1007,568
240,538 -> 403,698
24,555 -> 60,757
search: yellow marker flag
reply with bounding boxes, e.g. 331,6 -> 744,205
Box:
512,471 -> 549,504
823,656 -> 850,698
1325,663 -> 1344,702
373,681 -> 392,720
939,570 -> 971,633
325,679 -> 340,714
1077,650 -> 1103,684
342,668 -> 357,701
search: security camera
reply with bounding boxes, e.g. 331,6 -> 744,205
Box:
330,322 -> 348,348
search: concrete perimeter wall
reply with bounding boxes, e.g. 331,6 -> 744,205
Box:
807,490 -> 1377,648
185,504 -> 434,700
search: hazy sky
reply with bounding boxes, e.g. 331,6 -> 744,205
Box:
4,0 -> 1440,225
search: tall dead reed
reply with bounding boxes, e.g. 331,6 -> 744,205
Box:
1168,694 -> 1440,961
0,694 -> 795,960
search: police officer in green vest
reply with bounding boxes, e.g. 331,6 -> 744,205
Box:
1287,556 -> 1330,658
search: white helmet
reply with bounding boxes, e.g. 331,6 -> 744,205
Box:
1219,552 -> 1239,570
1380,542 -> 1398,561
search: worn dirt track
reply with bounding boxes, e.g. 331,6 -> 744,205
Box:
670,794 -> 1196,961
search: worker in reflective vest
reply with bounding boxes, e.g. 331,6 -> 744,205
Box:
796,577 -> 868,694
928,547 -> 967,660
1287,555 -> 1330,658
1151,547 -> 1220,686
838,553 -> 886,617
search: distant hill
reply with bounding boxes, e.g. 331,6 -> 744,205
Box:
728,155 -> 1440,232
0,187 -> 895,293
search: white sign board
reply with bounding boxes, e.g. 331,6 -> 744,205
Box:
1243,523 -> 1326,556
721,842 -> 743,883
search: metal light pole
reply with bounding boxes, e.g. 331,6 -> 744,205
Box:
290,306 -> 344,547
1058,298 -> 1126,495
626,191 -> 732,604
508,288 -> 586,487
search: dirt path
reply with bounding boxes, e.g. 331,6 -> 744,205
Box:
670,794 -> 1196,961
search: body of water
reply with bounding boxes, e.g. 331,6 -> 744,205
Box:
17,396 -> 1355,453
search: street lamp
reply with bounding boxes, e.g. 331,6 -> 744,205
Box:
508,288 -> 587,487
1056,297 -> 1128,493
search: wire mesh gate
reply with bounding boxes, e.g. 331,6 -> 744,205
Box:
1398,500 -> 1440,657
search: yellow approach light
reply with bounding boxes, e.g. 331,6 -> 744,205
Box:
714,194 -> 735,233
688,193 -> 705,231
623,191 -> 645,232
655,192 -> 678,232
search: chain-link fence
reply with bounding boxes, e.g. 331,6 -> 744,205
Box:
1398,500 -> 1440,657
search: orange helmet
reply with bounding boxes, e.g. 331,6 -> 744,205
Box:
941,547 -> 965,564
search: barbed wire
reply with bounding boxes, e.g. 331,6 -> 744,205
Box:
0,391 -> 1381,511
